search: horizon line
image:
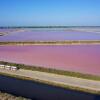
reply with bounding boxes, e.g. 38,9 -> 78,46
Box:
0,26 -> 100,28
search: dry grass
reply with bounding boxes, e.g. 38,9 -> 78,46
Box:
0,40 -> 100,45
0,91 -> 31,100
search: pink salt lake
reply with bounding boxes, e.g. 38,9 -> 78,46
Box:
0,45 -> 100,76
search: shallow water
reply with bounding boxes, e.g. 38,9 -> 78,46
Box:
0,29 -> 16,33
0,29 -> 100,41
0,45 -> 100,76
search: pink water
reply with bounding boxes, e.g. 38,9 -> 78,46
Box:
0,45 -> 100,76
0,30 -> 100,41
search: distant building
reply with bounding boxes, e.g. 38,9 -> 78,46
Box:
0,64 -> 18,71
5,65 -> 11,70
0,64 -> 5,68
11,66 -> 18,71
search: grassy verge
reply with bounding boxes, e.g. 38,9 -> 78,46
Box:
0,61 -> 100,81
0,40 -> 100,45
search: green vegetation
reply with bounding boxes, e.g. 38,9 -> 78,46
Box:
0,61 -> 100,81
0,40 -> 100,45
0,91 -> 31,100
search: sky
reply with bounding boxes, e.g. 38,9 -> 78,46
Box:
0,0 -> 100,26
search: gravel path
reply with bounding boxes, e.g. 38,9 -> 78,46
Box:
0,68 -> 100,93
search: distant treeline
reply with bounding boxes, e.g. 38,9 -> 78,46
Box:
0,26 -> 100,29
0,61 -> 100,81
0,40 -> 100,45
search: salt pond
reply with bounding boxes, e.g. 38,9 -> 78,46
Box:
0,29 -> 100,41
0,45 -> 100,76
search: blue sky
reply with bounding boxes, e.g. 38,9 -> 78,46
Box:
0,0 -> 100,26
